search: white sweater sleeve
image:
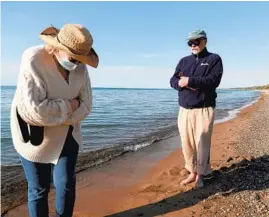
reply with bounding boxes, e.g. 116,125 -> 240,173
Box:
63,67 -> 92,125
16,56 -> 73,127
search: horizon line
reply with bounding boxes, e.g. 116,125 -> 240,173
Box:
0,85 -> 239,90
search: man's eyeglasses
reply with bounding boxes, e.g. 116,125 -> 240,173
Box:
187,38 -> 206,47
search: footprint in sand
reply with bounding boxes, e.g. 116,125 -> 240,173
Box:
169,166 -> 181,176
159,171 -> 169,179
141,184 -> 166,193
169,167 -> 189,177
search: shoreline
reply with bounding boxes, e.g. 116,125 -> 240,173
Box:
214,95 -> 260,124
4,92 -> 268,217
1,94 -> 260,215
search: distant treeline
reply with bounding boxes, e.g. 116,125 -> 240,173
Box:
231,84 -> 269,90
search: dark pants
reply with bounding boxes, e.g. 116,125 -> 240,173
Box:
20,127 -> 79,217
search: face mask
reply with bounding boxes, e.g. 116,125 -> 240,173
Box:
55,55 -> 78,71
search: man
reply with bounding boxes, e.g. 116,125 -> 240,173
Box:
170,29 -> 223,188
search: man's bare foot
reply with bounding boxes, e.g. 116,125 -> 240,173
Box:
180,172 -> 197,185
194,174 -> 204,188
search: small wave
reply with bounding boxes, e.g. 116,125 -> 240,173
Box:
124,141 -> 154,152
76,125 -> 178,170
215,96 -> 260,124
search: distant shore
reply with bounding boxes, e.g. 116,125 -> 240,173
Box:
231,84 -> 269,91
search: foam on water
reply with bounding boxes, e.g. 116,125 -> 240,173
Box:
215,96 -> 260,124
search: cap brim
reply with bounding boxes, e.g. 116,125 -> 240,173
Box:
186,36 -> 207,41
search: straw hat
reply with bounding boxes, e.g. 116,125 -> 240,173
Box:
39,24 -> 99,68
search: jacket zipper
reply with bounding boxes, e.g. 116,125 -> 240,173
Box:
186,56 -> 199,108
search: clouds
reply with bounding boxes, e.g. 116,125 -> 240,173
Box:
1,43 -> 267,89
219,67 -> 269,88
89,65 -> 174,89
2,60 -> 268,89
1,60 -> 175,89
136,50 -> 183,59
138,53 -> 163,59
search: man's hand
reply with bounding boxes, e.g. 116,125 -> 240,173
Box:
178,76 -> 196,91
69,99 -> 80,112
178,76 -> 189,88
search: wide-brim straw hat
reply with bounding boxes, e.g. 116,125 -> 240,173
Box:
39,24 -> 99,68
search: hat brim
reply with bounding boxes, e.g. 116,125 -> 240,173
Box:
39,26 -> 99,68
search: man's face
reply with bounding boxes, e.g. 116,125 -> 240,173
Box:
187,38 -> 207,55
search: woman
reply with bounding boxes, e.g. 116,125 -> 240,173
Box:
10,23 -> 99,217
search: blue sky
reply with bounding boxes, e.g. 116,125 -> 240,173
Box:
1,1 -> 269,88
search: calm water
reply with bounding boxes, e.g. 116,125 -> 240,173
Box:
1,86 -> 260,166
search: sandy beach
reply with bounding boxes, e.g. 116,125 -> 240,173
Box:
4,91 -> 269,217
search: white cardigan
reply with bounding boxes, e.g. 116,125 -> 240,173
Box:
10,45 -> 92,164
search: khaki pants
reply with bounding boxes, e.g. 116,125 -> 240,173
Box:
178,107 -> 215,175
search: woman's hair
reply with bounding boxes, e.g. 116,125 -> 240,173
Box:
44,44 -> 59,54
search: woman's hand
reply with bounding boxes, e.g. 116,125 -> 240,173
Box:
69,99 -> 80,112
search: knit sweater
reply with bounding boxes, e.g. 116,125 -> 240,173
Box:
10,45 -> 92,164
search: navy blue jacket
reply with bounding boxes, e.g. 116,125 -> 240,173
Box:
170,48 -> 223,109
